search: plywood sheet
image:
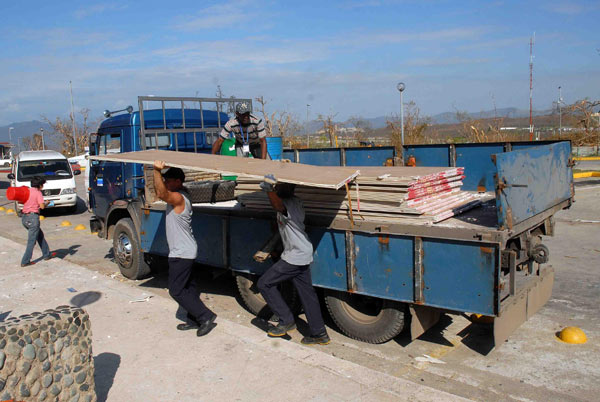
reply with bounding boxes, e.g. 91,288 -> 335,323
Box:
90,150 -> 359,189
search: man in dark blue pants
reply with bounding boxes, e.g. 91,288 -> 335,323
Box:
257,175 -> 330,345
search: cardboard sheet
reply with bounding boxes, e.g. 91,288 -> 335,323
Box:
90,150 -> 359,189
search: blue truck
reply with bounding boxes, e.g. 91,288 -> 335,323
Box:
89,96 -> 574,346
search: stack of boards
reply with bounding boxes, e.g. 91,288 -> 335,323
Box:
235,166 -> 486,224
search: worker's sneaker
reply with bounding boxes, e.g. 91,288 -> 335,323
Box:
176,320 -> 199,331
196,314 -> 217,337
267,321 -> 296,337
43,252 -> 57,261
301,332 -> 331,346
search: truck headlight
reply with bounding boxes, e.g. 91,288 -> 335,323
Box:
61,188 -> 77,195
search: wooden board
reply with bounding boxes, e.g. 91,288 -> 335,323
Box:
90,149 -> 359,190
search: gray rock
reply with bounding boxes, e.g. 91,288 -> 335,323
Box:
0,391 -> 12,401
5,342 -> 22,357
54,373 -> 62,382
31,330 -> 40,339
19,360 -> 31,375
24,335 -> 32,344
20,383 -> 30,397
50,384 -> 61,396
7,328 -> 16,335
8,374 -> 20,387
58,330 -> 67,338
42,361 -> 51,372
38,389 -> 47,401
0,326 -> 5,333
83,394 -> 93,402
79,383 -> 89,392
38,348 -> 49,362
0,350 -> 5,370
55,339 -> 64,353
33,338 -> 45,348
23,344 -> 36,360
74,365 -> 83,373
70,394 -> 80,402
75,371 -> 86,384
0,339 -> 5,349
9,335 -> 18,342
0,377 -> 4,392
63,374 -> 74,387
70,387 -> 77,396
42,373 -> 53,388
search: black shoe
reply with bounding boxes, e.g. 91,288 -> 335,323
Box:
301,332 -> 331,345
43,252 -> 57,261
176,321 -> 199,331
21,261 -> 35,267
267,321 -> 296,337
196,314 -> 217,337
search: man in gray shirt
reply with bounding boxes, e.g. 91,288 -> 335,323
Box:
257,174 -> 330,345
153,161 -> 216,337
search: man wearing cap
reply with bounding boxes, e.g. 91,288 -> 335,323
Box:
211,102 -> 269,159
153,160 -> 217,337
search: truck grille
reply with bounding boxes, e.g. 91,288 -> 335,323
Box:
42,189 -> 61,196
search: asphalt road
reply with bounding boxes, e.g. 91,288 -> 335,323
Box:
0,172 -> 599,401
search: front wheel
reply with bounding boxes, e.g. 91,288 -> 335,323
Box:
113,218 -> 151,279
235,274 -> 300,319
324,289 -> 407,344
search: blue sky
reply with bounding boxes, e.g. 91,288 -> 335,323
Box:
0,0 -> 599,125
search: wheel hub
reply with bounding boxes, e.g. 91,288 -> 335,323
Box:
116,233 -> 132,267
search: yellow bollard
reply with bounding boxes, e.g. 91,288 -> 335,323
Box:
0,206 -> 5,211
39,215 -> 46,220
74,224 -> 86,231
6,208 -> 15,214
60,220 -> 72,227
556,327 -> 587,344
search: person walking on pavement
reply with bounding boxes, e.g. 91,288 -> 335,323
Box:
153,161 -> 217,337
257,174 -> 330,345
211,102 -> 269,159
20,176 -> 55,267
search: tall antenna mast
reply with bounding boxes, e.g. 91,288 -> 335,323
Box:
529,33 -> 535,141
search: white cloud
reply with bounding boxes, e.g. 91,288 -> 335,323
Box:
545,1 -> 588,15
73,3 -> 128,19
174,0 -> 258,31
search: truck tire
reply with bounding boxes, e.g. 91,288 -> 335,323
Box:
235,274 -> 300,319
113,218 -> 151,280
324,289 -> 406,344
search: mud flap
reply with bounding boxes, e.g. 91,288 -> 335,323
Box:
410,304 -> 441,340
493,266 -> 554,345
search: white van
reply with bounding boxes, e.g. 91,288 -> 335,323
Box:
8,150 -> 79,213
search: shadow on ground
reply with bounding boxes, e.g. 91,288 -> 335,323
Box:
94,352 -> 121,402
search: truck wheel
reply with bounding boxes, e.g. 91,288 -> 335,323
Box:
235,274 -> 300,319
113,218 -> 151,280
324,289 -> 406,344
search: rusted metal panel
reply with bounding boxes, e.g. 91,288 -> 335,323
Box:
414,237 -> 424,304
493,142 -> 572,229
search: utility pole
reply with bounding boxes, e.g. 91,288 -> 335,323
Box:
8,127 -> 14,144
69,81 -> 78,156
40,127 -> 45,150
396,82 -> 406,145
306,104 -> 310,148
529,34 -> 535,141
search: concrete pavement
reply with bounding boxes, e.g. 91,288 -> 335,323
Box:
0,236 -> 465,402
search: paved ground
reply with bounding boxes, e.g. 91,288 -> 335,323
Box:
0,172 -> 599,401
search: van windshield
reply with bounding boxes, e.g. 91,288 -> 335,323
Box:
17,160 -> 73,181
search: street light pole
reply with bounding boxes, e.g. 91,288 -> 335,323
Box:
396,82 -> 406,145
40,128 -> 45,150
558,86 -> 563,139
69,81 -> 78,156
8,127 -> 14,144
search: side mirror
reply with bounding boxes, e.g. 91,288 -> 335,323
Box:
74,170 -> 81,175
7,173 -> 15,180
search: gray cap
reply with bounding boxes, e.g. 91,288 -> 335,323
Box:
235,102 -> 251,114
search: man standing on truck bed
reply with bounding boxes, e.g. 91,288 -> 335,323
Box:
257,174 -> 330,345
211,102 -> 269,159
153,161 -> 217,337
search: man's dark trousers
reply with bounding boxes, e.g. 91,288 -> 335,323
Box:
258,259 -> 326,336
168,257 -> 213,322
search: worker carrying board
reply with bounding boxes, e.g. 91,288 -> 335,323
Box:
211,102 -> 270,159
256,174 -> 330,345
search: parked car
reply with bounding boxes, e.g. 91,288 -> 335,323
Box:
70,161 -> 82,174
8,150 -> 78,213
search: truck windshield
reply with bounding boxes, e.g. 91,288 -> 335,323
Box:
17,160 -> 73,181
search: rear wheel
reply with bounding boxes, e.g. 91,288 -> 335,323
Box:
113,218 -> 151,279
324,289 -> 407,344
235,273 -> 300,319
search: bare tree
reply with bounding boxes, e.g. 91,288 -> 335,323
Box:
564,98 -> 600,147
272,111 -> 301,139
386,101 -> 430,149
42,108 -> 95,157
22,133 -> 44,151
318,113 -> 339,147
255,96 -> 274,136
348,116 -> 372,146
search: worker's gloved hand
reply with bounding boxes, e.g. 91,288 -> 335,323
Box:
260,174 -> 277,192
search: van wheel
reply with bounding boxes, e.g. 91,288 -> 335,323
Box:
324,289 -> 406,344
235,274 -> 300,319
113,218 -> 151,279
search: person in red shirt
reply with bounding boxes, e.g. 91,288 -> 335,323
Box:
21,176 -> 54,267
